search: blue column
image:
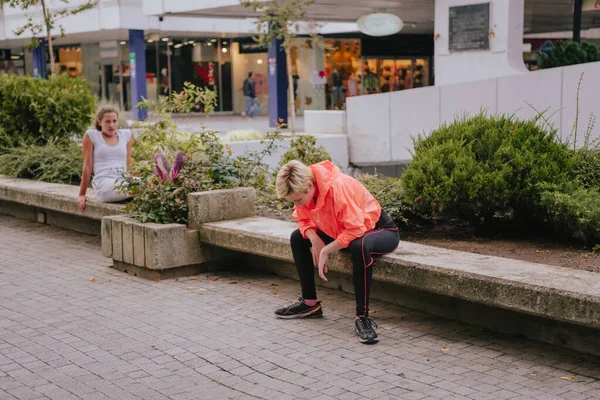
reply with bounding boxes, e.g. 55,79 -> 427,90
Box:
128,29 -> 147,121
32,39 -> 47,79
267,35 -> 288,128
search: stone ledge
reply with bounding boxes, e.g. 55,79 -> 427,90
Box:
198,216 -> 600,331
102,215 -> 226,270
0,176 -> 125,221
188,187 -> 256,228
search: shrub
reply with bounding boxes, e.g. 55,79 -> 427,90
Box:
223,129 -> 264,142
402,113 -> 575,228
133,84 -> 217,162
120,132 -> 240,224
0,74 -> 96,147
358,172 -> 423,228
118,156 -> 205,224
539,181 -> 600,245
234,131 -> 284,188
0,139 -> 83,184
573,149 -> 600,188
278,135 -> 331,171
538,40 -> 600,69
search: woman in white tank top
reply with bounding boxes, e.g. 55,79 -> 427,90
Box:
78,106 -> 133,212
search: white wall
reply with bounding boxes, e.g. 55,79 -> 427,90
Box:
227,134 -> 349,172
435,0 -> 529,85
346,62 -> 600,166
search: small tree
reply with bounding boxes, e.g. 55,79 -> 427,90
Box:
0,0 -> 97,76
241,0 -> 325,133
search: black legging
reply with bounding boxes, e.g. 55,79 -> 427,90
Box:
290,211 -> 400,317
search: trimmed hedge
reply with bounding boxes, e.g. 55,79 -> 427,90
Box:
402,113 -> 575,227
0,74 -> 96,147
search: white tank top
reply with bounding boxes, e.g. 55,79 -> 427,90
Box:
86,129 -> 131,181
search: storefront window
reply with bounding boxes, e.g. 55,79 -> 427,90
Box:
147,37 -> 234,112
325,39 -> 362,110
232,39 -> 268,116
0,49 -> 25,74
364,58 -> 430,94
55,47 -> 83,77
321,37 -> 432,109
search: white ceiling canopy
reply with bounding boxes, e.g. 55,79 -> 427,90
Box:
357,12 -> 405,37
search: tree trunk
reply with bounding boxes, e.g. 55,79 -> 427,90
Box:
40,0 -> 55,77
285,47 -> 296,134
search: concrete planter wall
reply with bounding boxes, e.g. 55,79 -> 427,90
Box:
100,187 -> 257,279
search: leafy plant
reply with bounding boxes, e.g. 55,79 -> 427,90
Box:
118,155 -> 202,224
358,172 -> 423,228
133,83 -> 218,162
539,181 -> 600,245
222,129 -> 264,142
234,131 -> 285,188
0,138 -> 82,184
574,150 -> 600,188
402,112 -> 575,229
0,74 -> 96,147
143,81 -> 217,116
277,134 -> 331,171
538,40 -> 600,69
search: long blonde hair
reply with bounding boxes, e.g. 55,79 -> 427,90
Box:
276,160 -> 314,198
94,105 -> 119,131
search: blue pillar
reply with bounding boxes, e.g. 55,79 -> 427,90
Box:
267,35 -> 288,128
128,29 -> 147,121
32,39 -> 47,79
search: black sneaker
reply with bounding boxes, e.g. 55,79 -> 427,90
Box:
355,316 -> 379,344
274,298 -> 323,319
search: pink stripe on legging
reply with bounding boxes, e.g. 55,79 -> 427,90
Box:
360,227 -> 398,316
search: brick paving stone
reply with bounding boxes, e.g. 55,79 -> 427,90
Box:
2,214 -> 600,400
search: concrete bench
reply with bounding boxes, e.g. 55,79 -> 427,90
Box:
199,216 -> 600,356
0,176 -> 126,235
304,110 -> 346,134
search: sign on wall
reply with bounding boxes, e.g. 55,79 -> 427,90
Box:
99,41 -> 119,59
449,2 -> 490,52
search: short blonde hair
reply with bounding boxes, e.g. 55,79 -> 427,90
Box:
276,160 -> 314,198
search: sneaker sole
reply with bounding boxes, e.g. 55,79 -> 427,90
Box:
355,328 -> 379,344
274,308 -> 323,319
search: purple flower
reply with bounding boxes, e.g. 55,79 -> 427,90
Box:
170,151 -> 185,180
154,153 -> 170,182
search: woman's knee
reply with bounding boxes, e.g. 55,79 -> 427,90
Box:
348,238 -> 364,256
290,229 -> 305,245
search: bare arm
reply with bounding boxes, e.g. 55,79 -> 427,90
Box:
78,133 -> 93,212
126,133 -> 133,168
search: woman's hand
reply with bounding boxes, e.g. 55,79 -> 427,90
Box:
309,235 -> 326,266
78,195 -> 87,213
318,248 -> 330,282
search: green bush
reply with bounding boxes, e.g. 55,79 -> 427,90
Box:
0,74 -> 96,147
120,131 -> 242,224
574,149 -> 600,188
538,41 -> 600,69
118,157 -> 201,224
402,113 -> 575,228
358,172 -> 423,228
0,139 -> 83,184
278,135 -> 331,170
223,129 -> 264,142
133,84 -> 217,162
539,181 -> 600,245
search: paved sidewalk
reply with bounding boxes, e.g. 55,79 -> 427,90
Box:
171,115 -> 305,134
1,215 -> 600,400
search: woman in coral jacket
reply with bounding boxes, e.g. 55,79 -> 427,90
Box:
274,160 -> 400,344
